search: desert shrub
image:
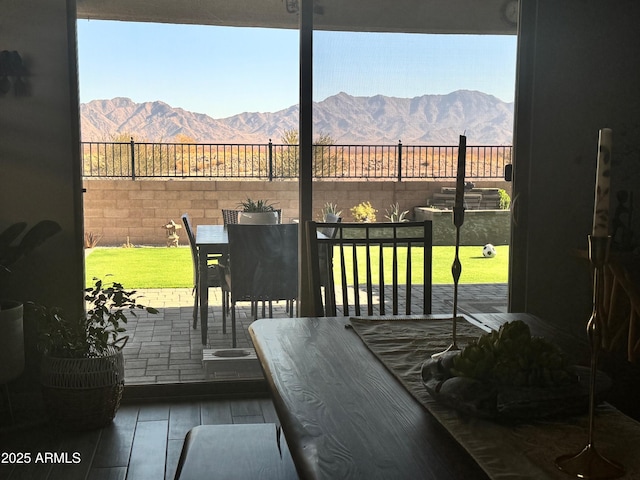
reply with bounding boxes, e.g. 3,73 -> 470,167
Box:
384,203 -> 409,222
320,202 -> 342,221
498,189 -> 511,210
351,201 -> 377,222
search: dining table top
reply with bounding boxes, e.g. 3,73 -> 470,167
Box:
249,314 -> 491,480
195,223 -> 328,247
249,313 -> 640,480
195,224 -> 228,248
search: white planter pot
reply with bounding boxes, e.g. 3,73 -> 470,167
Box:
238,211 -> 279,225
0,301 -> 25,384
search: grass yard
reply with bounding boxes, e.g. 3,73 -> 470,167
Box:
336,244 -> 508,285
433,245 -> 508,283
86,247 -> 194,289
85,245 -> 508,289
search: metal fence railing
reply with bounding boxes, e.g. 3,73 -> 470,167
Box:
81,139 -> 512,181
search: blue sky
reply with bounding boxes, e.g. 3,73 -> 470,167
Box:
77,20 -> 517,119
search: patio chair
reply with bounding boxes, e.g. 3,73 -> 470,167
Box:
222,208 -> 285,318
221,209 -> 240,225
305,220 -> 433,317
182,214 -> 228,332
222,224 -> 298,347
224,208 -> 285,226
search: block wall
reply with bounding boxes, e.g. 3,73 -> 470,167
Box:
83,179 -> 510,246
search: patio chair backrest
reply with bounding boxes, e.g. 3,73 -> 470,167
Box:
182,213 -> 199,285
227,224 -> 298,303
222,209 -> 240,225
305,220 -> 433,317
224,209 -> 284,224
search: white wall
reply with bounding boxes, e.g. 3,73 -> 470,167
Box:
0,0 -> 85,314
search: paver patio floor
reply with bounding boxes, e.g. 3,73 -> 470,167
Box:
124,284 -> 508,384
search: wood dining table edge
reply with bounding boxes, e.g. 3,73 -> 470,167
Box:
248,315 -> 493,480
249,320 -> 313,480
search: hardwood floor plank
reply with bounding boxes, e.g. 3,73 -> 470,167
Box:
199,399 -> 233,425
258,397 -> 280,424
232,415 -> 265,424
92,404 -> 139,468
127,420 -> 168,480
0,425 -> 61,480
230,398 -> 263,418
0,397 -> 286,480
86,466 -> 127,480
165,438 -> 184,480
0,464 -> 14,479
48,429 -> 101,480
4,463 -> 52,480
137,403 -> 170,421
168,403 -> 201,441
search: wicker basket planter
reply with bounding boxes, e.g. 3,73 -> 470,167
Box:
33,278 -> 156,431
40,346 -> 124,431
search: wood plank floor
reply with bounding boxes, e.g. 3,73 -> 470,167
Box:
0,394 -> 279,480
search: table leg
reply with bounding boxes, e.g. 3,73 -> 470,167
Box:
198,250 -> 209,346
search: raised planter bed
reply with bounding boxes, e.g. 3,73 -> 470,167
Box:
414,207 -> 510,246
429,187 -> 503,210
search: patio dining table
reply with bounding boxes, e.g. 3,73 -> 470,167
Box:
195,224 -> 328,346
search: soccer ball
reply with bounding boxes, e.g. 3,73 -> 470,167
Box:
482,244 -> 497,258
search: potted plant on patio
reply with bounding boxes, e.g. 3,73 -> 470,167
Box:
0,220 -> 61,387
32,277 -> 158,430
237,197 -> 279,224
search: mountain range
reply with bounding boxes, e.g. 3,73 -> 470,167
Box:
80,90 -> 514,145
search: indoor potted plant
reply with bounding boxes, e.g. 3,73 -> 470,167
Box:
32,277 -> 158,430
237,197 -> 279,224
0,220 -> 61,387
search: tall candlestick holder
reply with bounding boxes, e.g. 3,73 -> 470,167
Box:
555,235 -> 625,479
432,204 -> 464,358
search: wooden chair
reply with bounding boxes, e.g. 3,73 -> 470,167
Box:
174,424 -> 297,480
305,220 -> 432,317
182,214 -> 227,333
222,224 -> 298,347
600,255 -> 640,363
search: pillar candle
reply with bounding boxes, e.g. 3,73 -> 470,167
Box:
454,135 -> 466,210
592,128 -> 612,237
453,135 -> 466,227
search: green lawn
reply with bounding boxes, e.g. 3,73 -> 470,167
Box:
434,245 -> 508,283
85,245 -> 508,289
86,247 -> 194,289
335,245 -> 508,284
